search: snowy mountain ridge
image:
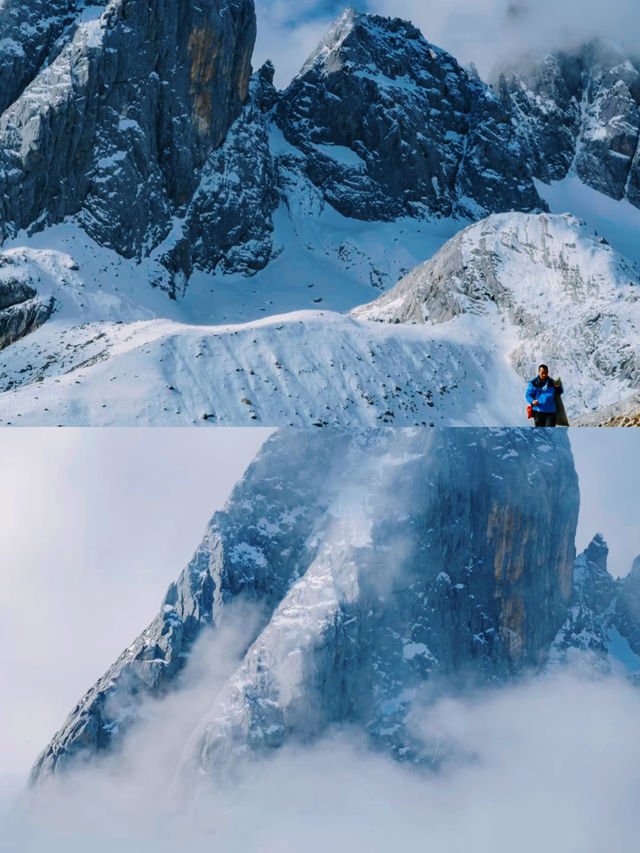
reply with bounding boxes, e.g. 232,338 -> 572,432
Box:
2,5 -> 640,424
497,40 -> 640,208
1,211 -> 638,426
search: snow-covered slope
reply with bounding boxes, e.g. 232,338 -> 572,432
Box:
2,211 -> 639,426
3,9 -> 640,425
0,306 -> 524,427
355,212 -> 640,418
31,428 -> 581,780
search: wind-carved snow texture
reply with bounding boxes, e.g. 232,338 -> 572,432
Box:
31,428 -> 582,781
355,212 -> 640,418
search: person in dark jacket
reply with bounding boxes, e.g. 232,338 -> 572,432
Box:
526,364 -> 563,427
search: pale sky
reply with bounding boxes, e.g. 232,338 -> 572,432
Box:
0,426 -> 638,796
254,0 -> 640,87
0,428 -> 271,791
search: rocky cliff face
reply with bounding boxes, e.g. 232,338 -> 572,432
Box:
31,428 -> 579,781
0,0 -> 256,257
168,61 -> 280,285
497,41 -> 640,207
275,10 -> 543,222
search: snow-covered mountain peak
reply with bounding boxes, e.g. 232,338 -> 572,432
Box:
354,212 -> 640,415
276,9 -> 543,224
297,6 -> 362,77
295,8 -> 436,81
355,212 -> 636,324
497,40 -> 640,205
31,429 -> 581,781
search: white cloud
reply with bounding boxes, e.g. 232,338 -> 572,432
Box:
5,666 -> 640,852
369,0 -> 640,77
253,0 -> 640,88
0,428 -> 271,782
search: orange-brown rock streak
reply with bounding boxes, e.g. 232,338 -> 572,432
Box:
488,502 -> 530,662
188,24 -> 221,135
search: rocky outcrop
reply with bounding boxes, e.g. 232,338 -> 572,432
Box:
573,392 -> 640,426
497,41 -> 640,207
551,534 -> 640,676
616,556 -> 640,657
0,0 -> 256,256
552,534 -> 617,659
168,61 -> 280,284
31,428 -> 579,780
275,10 -> 543,222
0,263 -> 54,349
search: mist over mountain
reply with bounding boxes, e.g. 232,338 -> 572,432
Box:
29,428 -> 640,786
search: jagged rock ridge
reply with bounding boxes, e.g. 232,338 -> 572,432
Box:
32,428 -> 580,780
178,9 -> 547,279
497,41 -> 640,207
552,534 -> 640,675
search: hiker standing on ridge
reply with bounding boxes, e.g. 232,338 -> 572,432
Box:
526,364 -> 565,427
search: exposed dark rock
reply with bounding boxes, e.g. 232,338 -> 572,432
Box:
0,277 -> 54,349
497,41 -> 640,207
616,556 -> 640,657
181,63 -> 280,277
0,0 -> 256,257
275,10 -> 544,222
31,428 -> 579,780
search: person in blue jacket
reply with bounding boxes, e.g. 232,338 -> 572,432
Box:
526,364 -> 562,427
